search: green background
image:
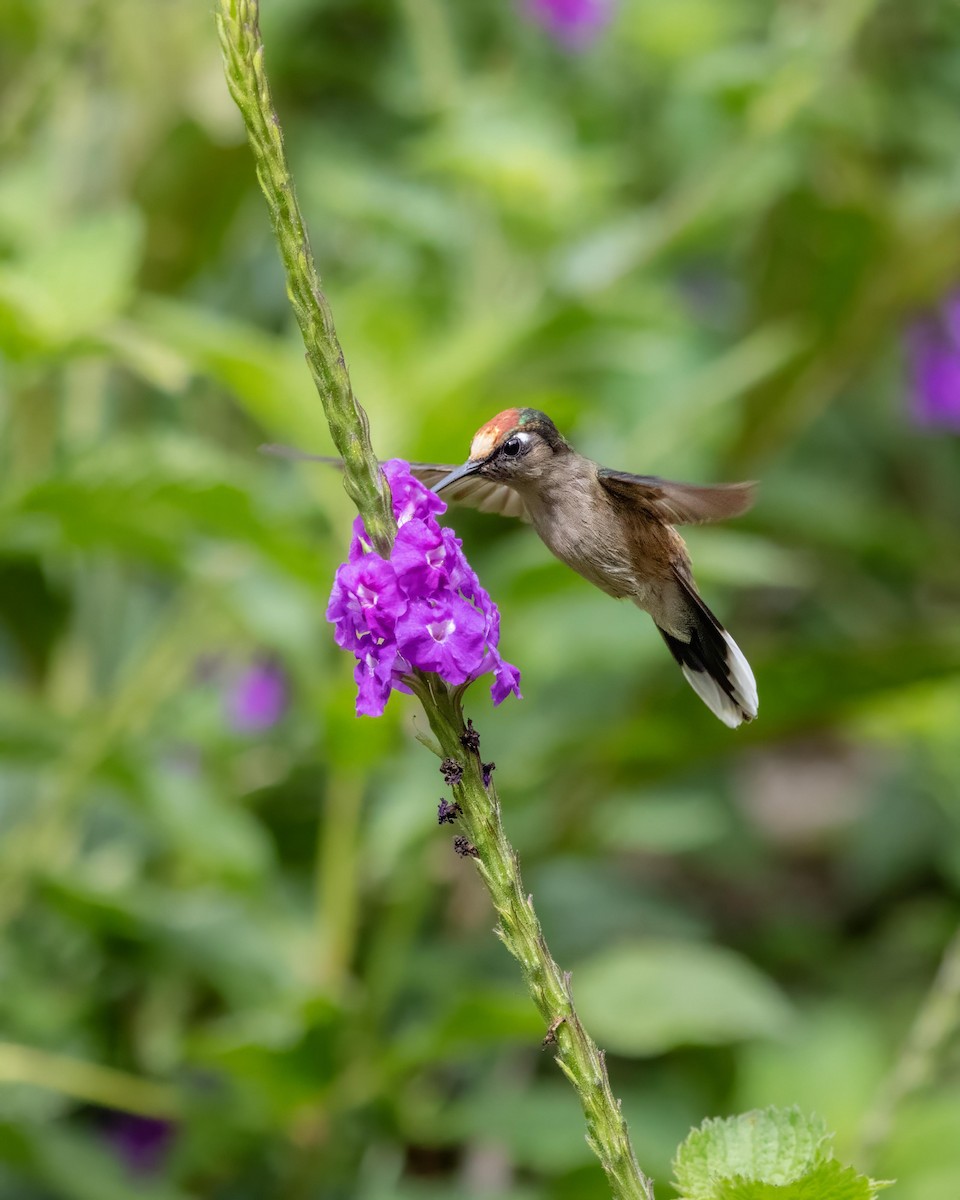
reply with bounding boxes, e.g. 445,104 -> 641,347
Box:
2,0 -> 960,1196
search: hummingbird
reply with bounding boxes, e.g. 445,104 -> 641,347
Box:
264,407 -> 758,727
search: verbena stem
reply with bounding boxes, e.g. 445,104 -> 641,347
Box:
216,0 -> 394,557
215,4 -> 653,1196
413,675 -> 653,1200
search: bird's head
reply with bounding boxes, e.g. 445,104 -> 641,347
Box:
432,409 -> 570,494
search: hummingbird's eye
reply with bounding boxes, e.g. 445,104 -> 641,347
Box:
502,436 -> 522,457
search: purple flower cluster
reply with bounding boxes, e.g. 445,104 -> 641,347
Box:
906,292 -> 960,432
327,460 -> 522,717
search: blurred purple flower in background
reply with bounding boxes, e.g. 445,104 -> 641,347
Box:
226,660 -> 288,731
524,0 -> 615,48
327,460 -> 521,717
104,1114 -> 173,1176
906,293 -> 960,432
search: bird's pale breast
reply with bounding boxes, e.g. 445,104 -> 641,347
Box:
521,468 -> 676,605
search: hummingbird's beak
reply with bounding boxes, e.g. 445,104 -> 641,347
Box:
431,461 -> 482,494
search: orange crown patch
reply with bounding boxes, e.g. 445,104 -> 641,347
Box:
468,409 -> 522,461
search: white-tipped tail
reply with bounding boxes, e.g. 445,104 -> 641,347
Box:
678,629 -> 757,728
656,577 -> 758,728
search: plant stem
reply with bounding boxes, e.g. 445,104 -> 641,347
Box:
413,675 -> 653,1199
859,923 -> 960,1165
215,5 -> 653,1196
215,0 -> 394,557
0,1041 -> 178,1119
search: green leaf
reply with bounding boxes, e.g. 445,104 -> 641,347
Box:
41,870 -> 308,1010
573,941 -> 792,1056
715,1163 -> 883,1200
673,1108 -> 891,1200
136,296 -> 330,446
145,769 -> 273,883
0,208 -> 142,354
590,791 -> 732,855
4,433 -> 326,582
676,1109 -> 830,1194
623,0 -> 742,62
449,1080 -> 595,1174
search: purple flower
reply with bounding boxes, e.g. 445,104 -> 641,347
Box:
383,457 -> 446,526
226,660 -> 288,731
392,518 -> 450,598
347,461 -> 444,560
327,460 -> 521,716
441,526 -> 501,643
524,0 -> 615,48
490,652 -> 523,705
397,595 -> 488,685
349,513 -> 374,562
907,293 -> 960,432
354,642 -> 400,718
327,555 -> 404,649
104,1114 -> 174,1176
441,527 -> 479,599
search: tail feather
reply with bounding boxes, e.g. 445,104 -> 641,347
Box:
656,579 -> 758,728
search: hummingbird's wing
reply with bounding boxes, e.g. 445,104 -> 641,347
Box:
409,468 -> 530,520
597,469 -> 755,526
260,446 -> 530,521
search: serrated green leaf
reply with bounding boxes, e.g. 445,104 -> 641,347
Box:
715,1159 -> 880,1200
676,1108 -> 829,1193
673,1108 -> 891,1200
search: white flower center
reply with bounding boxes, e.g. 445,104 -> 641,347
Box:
427,619 -> 455,643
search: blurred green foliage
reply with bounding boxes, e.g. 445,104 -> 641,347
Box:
2,0 -> 960,1197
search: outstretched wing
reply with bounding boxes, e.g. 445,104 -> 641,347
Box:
407,466 -> 529,520
597,468 -> 755,525
260,446 -> 529,521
